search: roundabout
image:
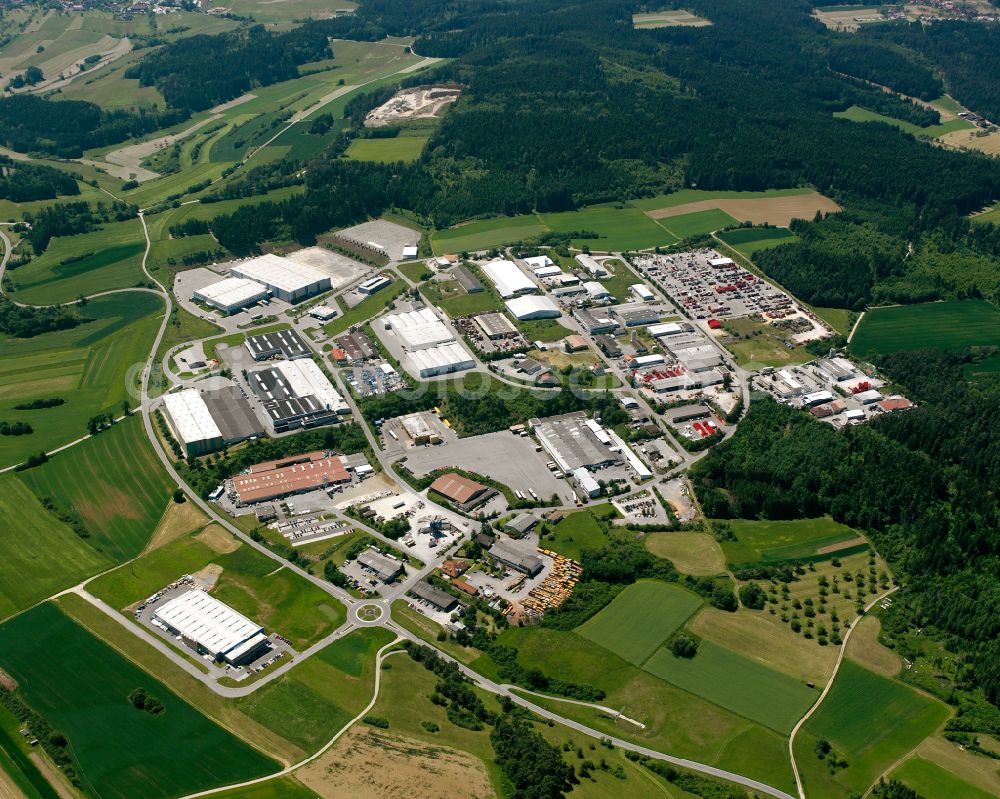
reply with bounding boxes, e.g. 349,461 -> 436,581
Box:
354,602 -> 385,625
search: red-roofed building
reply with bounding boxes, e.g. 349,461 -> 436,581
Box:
707,319 -> 722,329
452,578 -> 479,597
429,473 -> 495,510
441,559 -> 470,578
877,397 -> 913,413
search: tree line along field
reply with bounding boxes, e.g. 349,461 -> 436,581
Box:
0,603 -> 279,799
0,293 -> 163,468
715,226 -> 800,258
833,105 -> 973,139
850,299 -> 1000,356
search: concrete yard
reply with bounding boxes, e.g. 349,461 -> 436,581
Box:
337,218 -> 420,261
402,430 -> 578,504
286,247 -> 371,290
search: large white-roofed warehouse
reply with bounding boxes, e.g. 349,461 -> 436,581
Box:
152,589 -> 271,665
505,295 -> 561,320
230,254 -> 331,303
162,389 -> 224,457
481,260 -> 538,298
383,307 -> 455,349
192,277 -> 270,315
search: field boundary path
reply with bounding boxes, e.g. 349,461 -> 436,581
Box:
787,584 -> 900,799
847,310 -> 865,344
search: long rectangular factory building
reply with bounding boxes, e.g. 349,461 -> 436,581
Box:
481,260 -> 538,298
232,450 -> 362,504
248,358 -> 349,432
153,589 -> 270,666
230,254 -> 331,304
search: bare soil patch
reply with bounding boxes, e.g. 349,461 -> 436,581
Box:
817,535 -> 868,555
196,524 -> 241,554
143,502 -> 209,554
0,668 -> 17,691
192,563 -> 223,590
28,753 -> 76,799
845,615 -> 901,678
646,192 -> 841,226
297,728 -> 494,799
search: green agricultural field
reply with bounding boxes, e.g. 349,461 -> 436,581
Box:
517,316 -> 574,342
21,417 -> 173,561
8,218 -> 145,304
810,305 -> 852,335
833,105 -> 972,138
720,517 -> 866,566
0,604 -> 278,799
0,292 -> 162,468
850,300 -> 1000,356
0,474 -> 111,621
716,227 -> 799,258
797,661 -> 950,798
209,778 -> 318,799
497,625 -> 794,791
643,639 -> 817,733
540,205 -> 677,251
236,627 -> 393,752
892,757 -> 995,799
655,208 -> 739,240
432,215 -> 547,255
632,187 -> 818,211
323,279 -> 406,336
345,134 -> 430,164
577,580 -> 703,665
398,261 -> 432,283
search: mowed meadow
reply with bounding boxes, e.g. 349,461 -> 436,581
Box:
0,292 -> 163,468
851,299 -> 1000,356
0,604 -> 279,799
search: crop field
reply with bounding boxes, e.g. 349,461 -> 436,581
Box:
892,758 -> 994,799
638,188 -> 841,227
344,133 -> 430,163
716,226 -> 799,258
0,475 -> 111,621
719,517 -> 866,566
834,105 -> 972,138
798,661 -> 949,798
0,292 -> 163,467
210,779 -> 318,799
644,532 -> 726,576
850,300 -> 1000,355
236,628 -> 392,752
577,580 -> 703,665
8,219 -> 146,304
654,208 -> 739,240
540,205 -> 678,251
21,416 -> 173,561
498,625 -> 794,791
432,215 -> 547,255
632,9 -> 712,27
0,603 -> 278,799
643,639 -> 817,733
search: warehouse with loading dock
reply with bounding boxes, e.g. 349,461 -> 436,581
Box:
161,387 -> 263,457
481,260 -> 538,298
230,254 -> 331,303
245,328 -> 311,360
232,450 -> 368,504
248,358 -> 349,431
193,277 -> 270,315
153,589 -> 270,666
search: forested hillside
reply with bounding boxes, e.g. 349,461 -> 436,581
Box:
692,350 -> 1000,714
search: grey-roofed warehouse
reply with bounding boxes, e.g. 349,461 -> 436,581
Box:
530,411 -> 621,474
488,540 -> 544,577
409,581 -> 459,612
201,386 -> 265,443
245,328 -> 310,361
474,312 -> 518,339
357,549 -> 404,582
453,265 -> 484,293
